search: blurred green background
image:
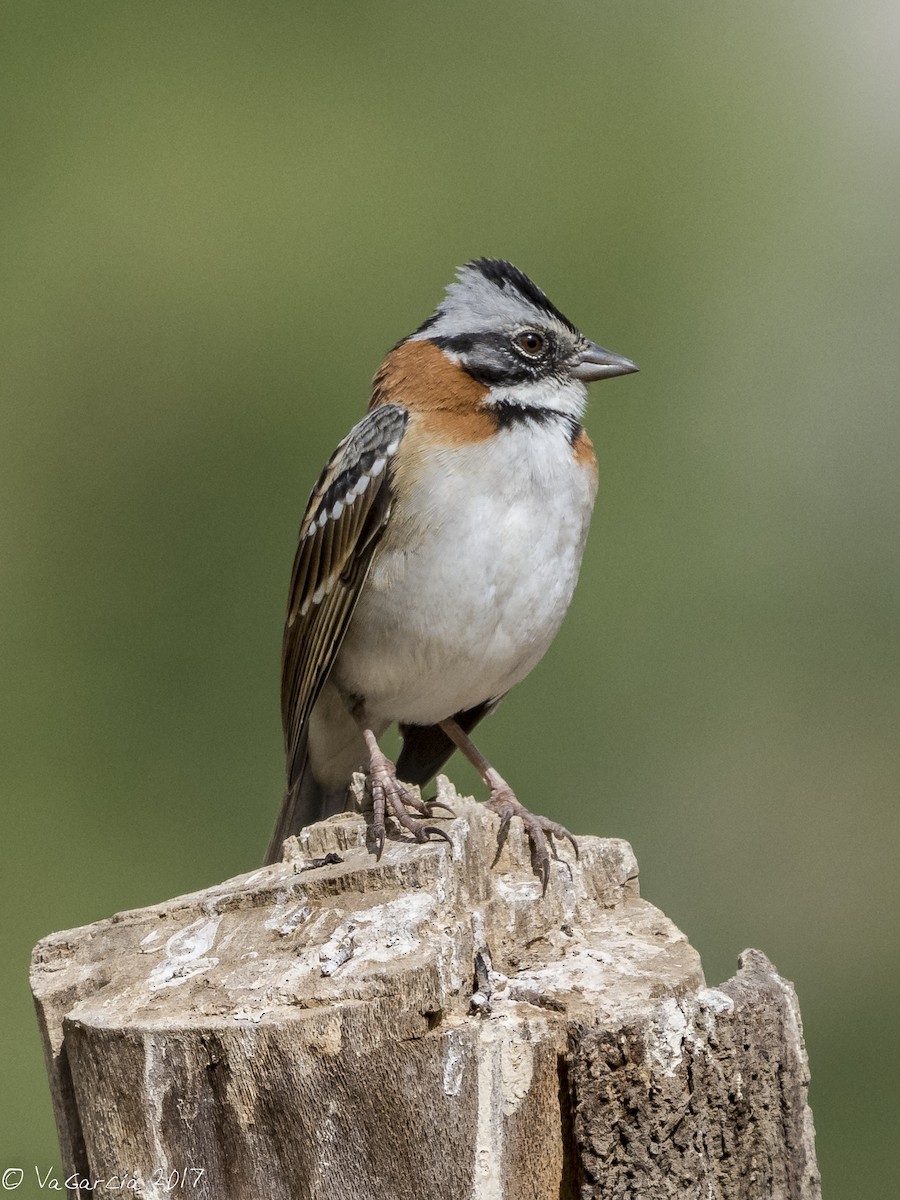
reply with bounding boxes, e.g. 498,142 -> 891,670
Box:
2,1 -> 898,1195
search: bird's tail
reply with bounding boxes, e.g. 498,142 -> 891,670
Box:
264,728 -> 347,865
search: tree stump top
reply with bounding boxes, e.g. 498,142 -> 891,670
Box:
31,780 -> 820,1200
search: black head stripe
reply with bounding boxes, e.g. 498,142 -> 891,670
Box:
492,399 -> 583,443
465,258 -> 580,334
430,331 -> 536,387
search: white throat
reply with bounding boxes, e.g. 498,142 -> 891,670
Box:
484,376 -> 588,421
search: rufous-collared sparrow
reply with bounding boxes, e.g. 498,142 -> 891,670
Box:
266,259 -> 637,888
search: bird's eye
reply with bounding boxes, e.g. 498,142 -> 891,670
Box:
513,329 -> 546,358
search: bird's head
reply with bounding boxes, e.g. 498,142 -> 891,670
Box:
407,258 -> 638,420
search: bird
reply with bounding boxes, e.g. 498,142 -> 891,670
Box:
265,258 -> 638,888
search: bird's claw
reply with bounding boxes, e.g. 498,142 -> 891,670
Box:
424,798 -> 456,817
366,750 -> 454,855
415,825 -> 453,846
372,824 -> 386,860
393,788 -> 456,820
486,788 -> 578,894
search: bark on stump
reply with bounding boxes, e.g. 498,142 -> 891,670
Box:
31,780 -> 821,1200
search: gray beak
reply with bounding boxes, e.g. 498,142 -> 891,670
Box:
570,340 -> 639,382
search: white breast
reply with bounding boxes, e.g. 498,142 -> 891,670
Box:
332,421 -> 598,727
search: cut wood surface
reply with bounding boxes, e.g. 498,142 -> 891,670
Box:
31,779 -> 821,1199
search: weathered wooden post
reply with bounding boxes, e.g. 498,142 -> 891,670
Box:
31,780 -> 821,1199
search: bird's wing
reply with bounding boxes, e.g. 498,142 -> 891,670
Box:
281,403 -> 409,795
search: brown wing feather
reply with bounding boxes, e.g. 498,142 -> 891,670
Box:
280,404 -> 409,793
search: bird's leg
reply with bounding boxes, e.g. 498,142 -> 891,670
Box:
361,728 -> 453,859
439,718 -> 578,893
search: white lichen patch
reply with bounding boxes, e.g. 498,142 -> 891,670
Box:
498,1036 -> 534,1114
141,1035 -> 172,1198
698,987 -> 735,1015
506,941 -> 603,1004
647,997 -> 689,1076
336,892 -> 436,964
434,918 -> 467,1000
320,927 -> 355,976
694,987 -> 736,1037
148,916 -> 221,990
472,1012 -> 540,1200
442,1029 -> 467,1096
263,887 -> 312,937
268,891 -> 438,998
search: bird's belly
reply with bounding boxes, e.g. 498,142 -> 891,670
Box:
332,430 -> 597,726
